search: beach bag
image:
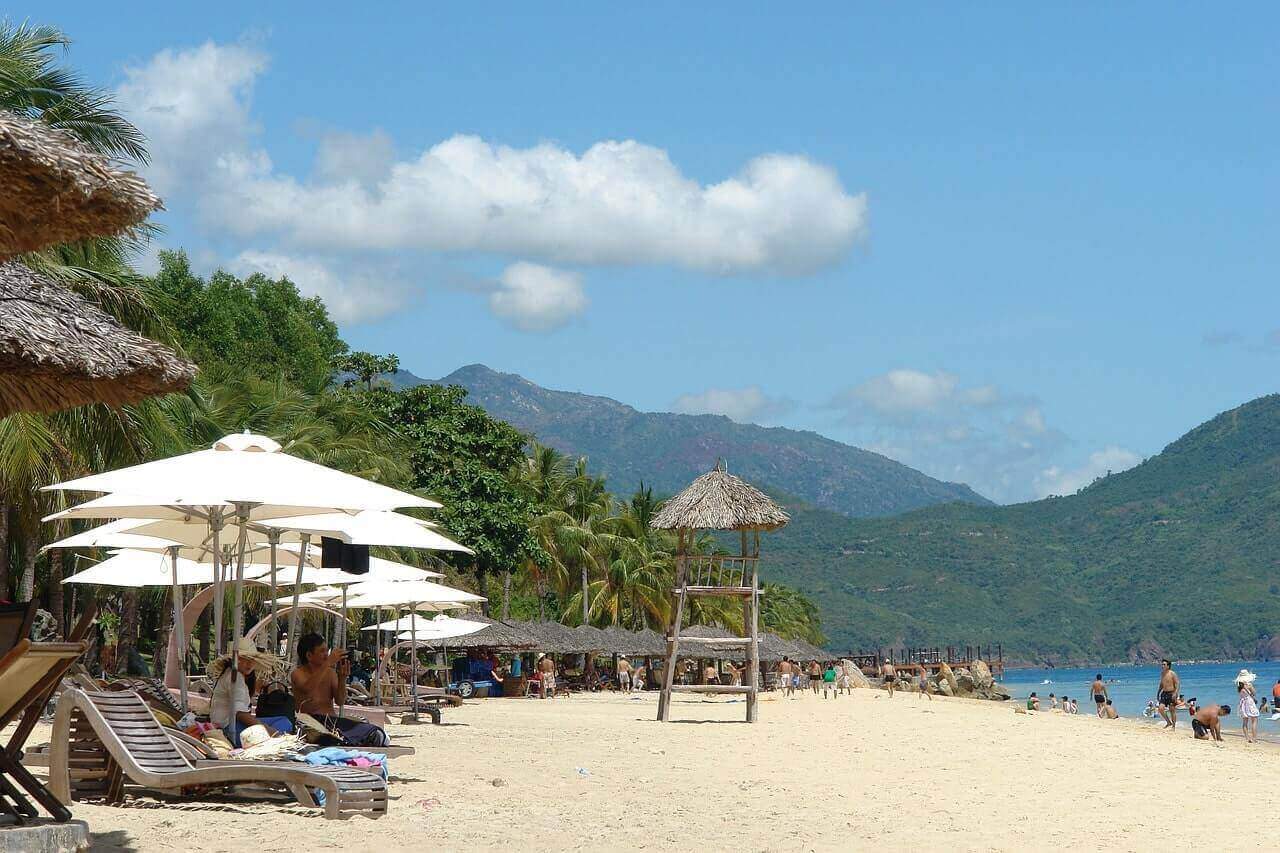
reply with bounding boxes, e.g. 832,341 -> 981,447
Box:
256,686 -> 296,725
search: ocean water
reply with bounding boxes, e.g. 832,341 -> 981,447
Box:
1000,661 -> 1280,736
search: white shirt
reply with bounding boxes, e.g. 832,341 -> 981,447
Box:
209,669 -> 251,729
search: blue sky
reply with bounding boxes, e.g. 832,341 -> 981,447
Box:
33,3 -> 1280,502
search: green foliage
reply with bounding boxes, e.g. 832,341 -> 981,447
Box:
763,395 -> 1280,663
149,251 -> 346,390
365,384 -> 546,585
334,351 -> 400,391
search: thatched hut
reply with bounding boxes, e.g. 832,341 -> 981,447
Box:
441,614 -> 536,650
0,111 -> 161,257
652,462 -> 789,723
0,261 -> 196,417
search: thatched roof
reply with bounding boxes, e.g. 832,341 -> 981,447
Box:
650,463 -> 789,532
0,261 -> 196,416
569,624 -> 611,653
0,111 -> 162,257
600,625 -> 667,657
440,614 -> 536,650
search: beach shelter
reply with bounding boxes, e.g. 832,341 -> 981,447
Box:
0,112 -> 196,417
61,549 -> 274,588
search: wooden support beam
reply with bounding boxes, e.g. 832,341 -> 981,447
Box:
669,684 -> 751,694
673,586 -> 754,597
670,636 -> 754,646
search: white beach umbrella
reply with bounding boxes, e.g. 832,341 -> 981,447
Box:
61,549 -> 275,587
43,432 -> 440,670
42,518 -> 182,552
395,615 -> 488,642
363,613 -> 465,632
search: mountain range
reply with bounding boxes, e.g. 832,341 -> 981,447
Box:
404,364 -> 1280,664
761,394 -> 1280,663
403,364 -> 989,517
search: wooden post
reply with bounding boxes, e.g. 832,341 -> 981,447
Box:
657,530 -> 687,722
746,546 -> 760,723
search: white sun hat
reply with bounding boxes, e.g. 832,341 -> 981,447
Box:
1235,669 -> 1257,684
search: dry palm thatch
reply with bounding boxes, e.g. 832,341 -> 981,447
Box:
443,614 -> 536,650
0,111 -> 162,257
568,624 -> 611,654
600,625 -> 666,657
0,261 -> 195,416
650,462 -> 789,532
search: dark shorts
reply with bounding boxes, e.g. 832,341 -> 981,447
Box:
1191,719 -> 1208,738
1094,694 -> 1105,704
1159,690 -> 1175,707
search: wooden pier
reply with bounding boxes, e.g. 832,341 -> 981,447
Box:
843,643 -> 1004,679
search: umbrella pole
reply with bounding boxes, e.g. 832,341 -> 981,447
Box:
336,586 -> 349,720
168,546 -> 189,712
268,531 -> 280,653
285,534 -> 311,662
210,509 -> 225,656
408,603 -> 419,722
374,606 -> 382,706
230,502 -> 251,667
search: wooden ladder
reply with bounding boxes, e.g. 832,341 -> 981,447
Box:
656,554 -> 761,723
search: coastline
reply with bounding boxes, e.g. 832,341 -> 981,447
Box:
16,686 -> 1280,850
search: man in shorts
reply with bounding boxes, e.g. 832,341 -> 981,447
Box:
1091,673 -> 1109,717
617,656 -> 631,693
777,658 -> 793,694
1191,704 -> 1230,741
538,653 -> 556,699
881,659 -> 896,698
1157,659 -> 1180,730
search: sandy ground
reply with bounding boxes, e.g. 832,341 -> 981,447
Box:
11,687 -> 1279,852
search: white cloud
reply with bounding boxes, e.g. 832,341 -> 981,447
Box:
670,387 -> 794,424
116,41 -> 268,197
827,369 -> 1078,503
1034,446 -> 1142,498
229,250 -> 415,324
833,369 -> 1003,419
117,42 -> 867,279
487,263 -> 587,332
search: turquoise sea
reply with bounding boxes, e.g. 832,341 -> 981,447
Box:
1001,661 -> 1280,738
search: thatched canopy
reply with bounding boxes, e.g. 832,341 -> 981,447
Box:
569,624 -> 611,653
0,262 -> 196,417
650,463 -> 789,532
0,111 -> 162,257
439,614 -> 536,650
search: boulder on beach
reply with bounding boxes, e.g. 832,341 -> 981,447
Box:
934,677 -> 954,697
956,672 -> 978,694
839,660 -> 872,688
938,661 -> 960,696
971,659 -> 995,689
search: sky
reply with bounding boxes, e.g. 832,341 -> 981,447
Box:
31,3 -> 1280,503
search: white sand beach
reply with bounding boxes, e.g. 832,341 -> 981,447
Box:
17,688 -> 1277,852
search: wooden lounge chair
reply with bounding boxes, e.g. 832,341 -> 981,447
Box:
0,639 -> 90,823
49,687 -> 387,820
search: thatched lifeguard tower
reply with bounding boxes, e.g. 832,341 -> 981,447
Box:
651,463 -> 789,722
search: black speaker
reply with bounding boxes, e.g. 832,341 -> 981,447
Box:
319,537 -> 370,575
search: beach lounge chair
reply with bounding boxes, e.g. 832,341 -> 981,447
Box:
49,688 -> 388,820
0,600 -> 37,657
0,639 -> 91,823
5,604 -> 98,761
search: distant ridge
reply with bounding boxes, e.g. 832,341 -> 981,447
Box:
405,363 -> 990,518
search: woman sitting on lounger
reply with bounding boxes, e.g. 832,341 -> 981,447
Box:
209,638 -> 293,747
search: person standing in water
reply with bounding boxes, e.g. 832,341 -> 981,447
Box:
1157,659 -> 1180,730
1091,673 -> 1109,717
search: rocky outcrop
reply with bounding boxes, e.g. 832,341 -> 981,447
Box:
839,660 -> 873,688
938,661 -> 960,695
971,659 -> 994,689
923,659 -> 1009,702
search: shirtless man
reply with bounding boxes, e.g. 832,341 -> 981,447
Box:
617,655 -> 632,693
291,633 -> 387,746
778,658 -> 794,696
881,659 -> 896,698
538,653 -> 556,698
1191,704 -> 1231,741
704,663 -> 719,686
1157,659 -> 1180,730
1101,699 -> 1119,719
1090,673 -> 1109,717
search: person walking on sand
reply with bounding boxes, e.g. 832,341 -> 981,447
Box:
1091,674 -> 1109,717
778,657 -> 793,695
881,659 -> 896,698
917,667 -> 933,701
809,660 -> 822,695
617,655 -> 632,693
822,663 -> 838,698
1237,670 -> 1260,743
537,653 -> 556,699
1157,659 -> 1180,730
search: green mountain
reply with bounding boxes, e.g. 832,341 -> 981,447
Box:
414,364 -> 991,518
759,395 -> 1280,664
